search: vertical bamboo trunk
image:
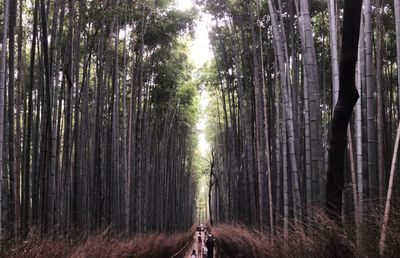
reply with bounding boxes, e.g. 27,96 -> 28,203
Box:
364,0 -> 377,203
28,3 -> 37,226
80,27 -> 91,230
274,64 -> 282,226
121,22 -> 129,234
8,0 -> 17,237
72,0 -> 83,228
327,0 -> 339,106
298,0 -> 323,206
375,0 -> 385,210
15,0 -> 24,237
25,0 -> 39,232
111,1 -> 120,228
281,95 -> 289,246
93,27 -> 105,230
267,0 -> 302,221
237,15 -> 257,225
49,0 -> 65,232
347,126 -> 360,248
303,66 -> 312,218
0,0 -> 10,240
356,14 -> 365,218
248,4 -> 264,227
355,17 -> 364,249
379,121 -> 400,256
394,0 -> 400,112
55,75 -> 64,228
326,1 -> 340,189
257,0 -> 274,232
232,36 -> 247,222
61,0 -> 74,231
39,0 -> 54,230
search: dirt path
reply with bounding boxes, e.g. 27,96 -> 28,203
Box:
185,230 -> 204,258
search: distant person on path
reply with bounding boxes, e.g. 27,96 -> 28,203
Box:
203,245 -> 208,257
205,234 -> 215,258
191,249 -> 197,258
197,235 -> 203,257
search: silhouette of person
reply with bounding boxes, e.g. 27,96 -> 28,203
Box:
197,235 -> 203,257
205,234 -> 215,258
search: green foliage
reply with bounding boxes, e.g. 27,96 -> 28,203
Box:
177,80 -> 199,127
150,41 -> 193,113
195,0 -> 238,19
381,3 -> 397,64
153,0 -> 174,9
197,60 -> 220,92
143,9 -> 197,49
136,4 -> 199,126
309,0 -> 327,15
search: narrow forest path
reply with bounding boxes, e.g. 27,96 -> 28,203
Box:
185,230 -> 203,258
186,230 -> 211,258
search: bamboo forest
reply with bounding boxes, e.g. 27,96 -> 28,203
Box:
0,0 -> 400,257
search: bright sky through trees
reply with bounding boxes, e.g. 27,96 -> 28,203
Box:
197,90 -> 210,155
176,0 -> 213,155
175,0 -> 213,67
175,0 -> 193,11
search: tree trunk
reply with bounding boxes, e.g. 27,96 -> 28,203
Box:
111,0 -> 120,230
267,0 -> 302,221
379,118 -> 400,256
356,13 -> 365,218
0,0 -> 10,240
248,3 -> 264,227
21,0 -> 39,236
39,0 -> 53,230
257,0 -> 273,232
326,0 -> 362,218
15,0 -> 24,238
8,0 -> 18,237
121,22 -> 129,235
364,0 -> 377,203
355,17 -> 364,250
327,0 -> 339,107
395,0 -> 400,112
61,0 -> 75,232
375,0 -> 385,210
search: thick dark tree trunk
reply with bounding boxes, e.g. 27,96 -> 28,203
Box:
326,0 -> 362,218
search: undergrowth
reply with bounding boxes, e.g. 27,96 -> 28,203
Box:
2,206 -> 400,257
210,207 -> 400,258
0,226 -> 195,258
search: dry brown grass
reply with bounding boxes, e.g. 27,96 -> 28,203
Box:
0,226 -> 195,258
209,207 -> 400,258
2,205 -> 400,258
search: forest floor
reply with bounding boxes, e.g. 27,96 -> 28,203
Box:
0,226 -> 195,258
205,209 -> 400,257
2,209 -> 400,258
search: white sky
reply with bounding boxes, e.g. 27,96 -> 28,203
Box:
175,0 -> 213,156
191,13 -> 214,67
175,0 -> 193,11
175,0 -> 213,67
